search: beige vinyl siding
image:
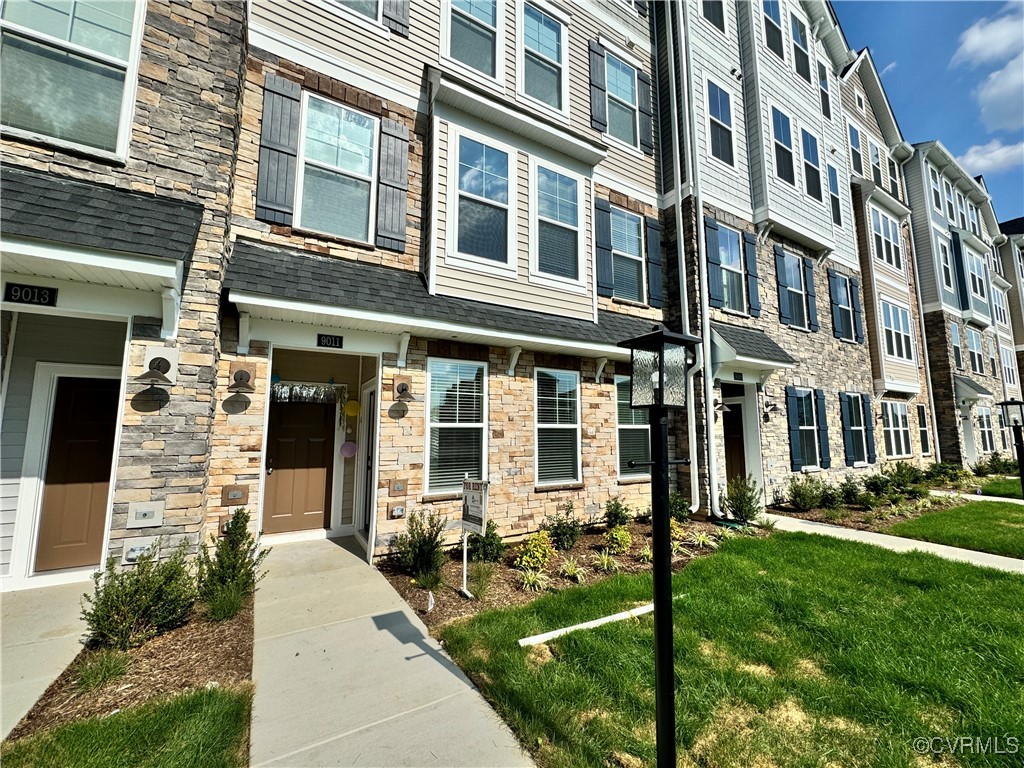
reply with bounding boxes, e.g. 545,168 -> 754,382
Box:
435,120 -> 449,256
841,69 -> 899,197
876,283 -> 919,390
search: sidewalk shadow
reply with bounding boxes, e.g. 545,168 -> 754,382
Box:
371,610 -> 467,679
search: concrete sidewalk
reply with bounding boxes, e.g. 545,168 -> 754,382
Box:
764,513 -> 1024,574
1,581 -> 86,738
250,537 -> 533,767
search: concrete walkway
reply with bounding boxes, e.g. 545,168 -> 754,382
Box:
250,537 -> 533,767
763,513 -> 1024,574
1,582 -> 86,738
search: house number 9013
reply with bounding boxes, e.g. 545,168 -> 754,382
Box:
4,283 -> 58,307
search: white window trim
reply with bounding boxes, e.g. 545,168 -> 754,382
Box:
847,392 -> 868,464
951,322 -> 964,370
784,250 -> 808,330
718,223 -> 747,314
528,156 -> 587,292
969,203 -> 980,236
515,0 -> 571,122
848,122 -> 863,176
424,357 -> 489,495
929,166 -> 943,212
944,179 -> 956,222
994,288 -> 1010,327
835,274 -> 855,341
956,191 -> 968,230
881,298 -> 914,362
615,374 -> 650,479
827,163 -> 843,228
855,88 -> 866,113
795,386 -> 820,470
937,236 -> 954,290
446,123 -> 519,277
966,249 -> 987,300
818,61 -> 831,119
870,205 -> 903,272
700,0 -> 728,36
882,401 -> 912,458
762,0 -> 785,58
318,0 -> 390,37
918,403 -> 932,456
1002,345 -> 1018,386
602,45 -> 642,155
967,328 -> 984,374
800,128 -> 822,203
534,367 -> 583,487
869,141 -> 884,185
705,75 -> 736,172
0,0 -> 147,162
789,11 -> 813,85
442,0 -> 506,87
771,104 -> 796,186
610,205 -> 647,304
977,407 -> 995,454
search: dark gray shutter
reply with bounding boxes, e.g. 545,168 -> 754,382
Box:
950,231 -> 971,311
705,216 -> 723,308
827,268 -> 841,339
839,393 -> 855,467
862,395 -> 876,463
638,71 -> 654,156
815,388 -> 830,469
743,232 -> 761,317
786,385 -> 802,472
646,216 -> 663,308
375,118 -> 410,251
774,245 -> 791,325
634,0 -> 649,17
589,40 -> 607,132
804,257 -> 819,332
851,277 -> 865,343
256,74 -> 301,226
595,198 -> 614,297
381,0 -> 410,36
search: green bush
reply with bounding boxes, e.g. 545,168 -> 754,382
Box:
863,474 -> 891,496
604,498 -> 633,529
541,502 -> 582,551
637,545 -> 654,564
519,569 -> 550,592
787,476 -> 823,514
391,510 -> 447,586
839,476 -> 861,505
467,562 -> 495,600
989,452 -> 1019,474
604,526 -> 632,555
196,508 -> 268,619
514,531 -> 556,571
558,556 -> 588,584
858,491 -> 880,510
205,582 -> 247,621
668,491 -> 690,522
467,520 -> 506,563
82,542 -> 196,651
76,650 -> 128,692
720,473 -> 762,523
972,460 -> 991,478
904,484 -> 930,500
925,462 -> 971,484
885,461 -> 925,491
818,483 -> 842,511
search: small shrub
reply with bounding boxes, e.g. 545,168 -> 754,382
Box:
858,491 -> 880,510
514,531 -> 556,571
467,520 -> 506,563
687,530 -> 719,550
519,569 -> 549,592
669,518 -> 686,541
863,474 -> 890,496
196,508 -> 268,618
822,507 -> 845,523
885,461 -> 925,491
972,460 -> 991,478
604,498 -> 633,529
541,502 -> 582,551
925,462 -> 969,485
905,484 -> 929,500
839,476 -> 861,505
670,540 -> 691,558
818,483 -> 842,511
467,562 -> 495,600
754,515 -> 777,532
392,510 -> 447,586
205,582 -> 247,621
605,526 -> 632,555
592,550 -> 620,573
558,556 -> 588,584
77,650 -> 128,692
988,452 -> 1018,474
720,473 -> 762,523
668,491 -> 690,522
788,476 -> 822,514
637,545 -> 654,564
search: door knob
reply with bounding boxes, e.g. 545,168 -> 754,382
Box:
266,458 -> 274,475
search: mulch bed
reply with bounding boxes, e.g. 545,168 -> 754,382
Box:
769,495 -> 968,532
4,598 -> 254,743
380,518 -> 743,632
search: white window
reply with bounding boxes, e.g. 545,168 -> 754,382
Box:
719,225 -> 745,313
707,79 -> 734,166
763,0 -> 784,58
887,158 -> 899,197
869,142 -> 883,185
296,93 -> 378,242
846,392 -> 868,464
345,0 -> 381,22
452,131 -> 513,268
871,207 -> 902,270
772,107 -> 795,185
917,404 -> 931,455
956,192 -> 967,229
426,359 -> 486,493
801,129 -> 822,201
611,207 -> 645,303
929,167 -> 943,211
536,369 -> 581,485
606,53 -> 639,148
533,162 -> 582,283
978,407 -> 995,453
834,274 -> 855,341
944,180 -> 956,221
1002,345 -> 1018,386
855,90 -> 866,113
790,13 -> 811,82
969,203 -> 980,236
616,377 -> 650,476
0,0 -> 143,157
882,402 -> 912,458
818,62 -> 831,119
795,388 -> 819,469
882,301 -> 913,361
783,251 -> 808,329
449,0 -> 499,79
702,0 -> 725,32
951,322 -> 964,370
848,124 -> 863,175
988,338 -> 997,377
938,239 -> 954,290
967,328 -> 983,373
828,165 -> 842,226
994,289 -> 1010,326
967,250 -> 987,300
521,2 -> 566,112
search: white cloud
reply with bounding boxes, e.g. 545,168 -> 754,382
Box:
951,3 -> 1024,68
978,51 -> 1024,131
880,61 -> 898,77
957,138 -> 1024,175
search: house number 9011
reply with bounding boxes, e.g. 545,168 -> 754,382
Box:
4,283 -> 58,307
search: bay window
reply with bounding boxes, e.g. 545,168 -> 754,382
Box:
967,250 -> 987,300
427,360 -> 486,492
455,133 -> 511,265
882,301 -> 913,361
1002,346 -> 1017,386
871,207 -> 902,270
616,377 -> 650,476
536,369 -> 581,485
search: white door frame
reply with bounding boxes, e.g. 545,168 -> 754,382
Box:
961,407 -> 978,466
352,378 -> 381,563
4,362 -> 125,591
724,384 -> 765,500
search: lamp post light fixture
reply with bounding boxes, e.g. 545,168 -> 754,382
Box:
996,399 -> 1024,493
618,326 -> 700,768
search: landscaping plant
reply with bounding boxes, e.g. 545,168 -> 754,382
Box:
787,476 -> 822,514
669,518 -> 686,541
467,562 -> 495,600
637,544 -> 654,564
604,498 -> 633,529
604,525 -> 632,555
862,473 -> 890,496
541,502 -> 582,551
884,461 -> 924,491
818,482 -> 842,511
838,476 -> 861,505
687,530 -> 719,550
558,556 -> 588,584
592,550 -> 620,573
668,491 -> 690,522
391,510 -> 447,587
519,569 -> 549,592
720,473 -> 763,523
76,650 -> 128,692
467,520 -> 506,563
514,531 -> 556,571
196,508 -> 268,620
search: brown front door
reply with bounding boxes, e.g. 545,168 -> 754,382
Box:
722,402 -> 747,483
263,402 -> 334,534
34,377 -> 119,573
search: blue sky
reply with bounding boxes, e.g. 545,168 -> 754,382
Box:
833,1 -> 1024,222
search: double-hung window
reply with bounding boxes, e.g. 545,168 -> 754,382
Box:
968,204 -> 980,236
772,107 -> 795,185
795,388 -> 819,469
871,207 -> 902,270
763,0 -> 784,58
818,62 -> 831,119
708,80 -> 734,166
783,251 -> 808,329
702,0 -> 725,32
848,124 -> 863,175
989,338 -> 998,377
346,0 -> 381,22
887,158 -> 899,197
869,142 -> 883,185
534,164 -> 580,281
967,328 -> 983,373
834,274 -> 855,341
967,250 -> 987,299
611,207 -> 645,303
929,167 -> 943,211
938,239 -> 954,290
0,0 -> 142,156
450,0 -> 498,78
846,393 -> 868,464
719,225 -> 745,312
827,165 -> 842,225
455,133 -> 511,265
978,407 -> 995,453
944,180 -> 956,221
994,289 -> 1009,326
522,3 -> 565,111
616,377 -> 650,476
956,192 -> 967,229
1002,346 -> 1018,386
297,94 -> 378,242
917,404 -> 930,455
536,369 -> 581,485
790,14 -> 811,82
882,402 -> 912,458
951,323 -> 964,370
606,53 -> 639,148
426,360 -> 486,492
801,130 -> 822,201
882,301 -> 913,361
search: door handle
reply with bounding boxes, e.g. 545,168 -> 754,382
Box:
266,458 -> 273,475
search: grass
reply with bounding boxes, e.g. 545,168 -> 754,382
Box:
886,500 -> 1024,559
979,477 -> 1023,499
76,650 -> 128,692
441,533 -> 1024,767
1,687 -> 252,768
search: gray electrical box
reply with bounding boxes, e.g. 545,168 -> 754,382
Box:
127,501 -> 164,529
122,536 -> 158,564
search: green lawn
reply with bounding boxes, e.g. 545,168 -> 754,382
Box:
979,478 -> 1023,499
886,500 -> 1024,559
441,533 -> 1024,768
0,687 -> 251,768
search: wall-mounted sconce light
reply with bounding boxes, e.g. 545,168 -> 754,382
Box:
393,375 -> 414,401
136,356 -> 173,386
228,368 -> 256,393
714,399 -> 730,414
762,401 -> 780,422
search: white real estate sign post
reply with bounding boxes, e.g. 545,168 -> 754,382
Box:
459,476 -> 488,598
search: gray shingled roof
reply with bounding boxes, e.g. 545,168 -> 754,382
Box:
1,165 -> 203,261
226,239 -> 659,346
1001,216 -> 1024,236
954,374 -> 994,400
711,322 -> 797,365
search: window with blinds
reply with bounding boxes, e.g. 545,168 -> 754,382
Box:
536,369 -> 580,484
616,378 -> 650,476
611,207 -> 645,303
535,165 -> 580,281
427,360 -> 486,492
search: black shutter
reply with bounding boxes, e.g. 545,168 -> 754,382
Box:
376,118 -> 410,251
851,277 -> 865,343
815,388 -> 830,469
827,268 -> 842,339
774,245 -> 791,325
839,392 -> 855,467
256,74 -> 301,226
705,216 -> 723,308
743,232 -> 761,317
862,395 -> 876,463
950,231 -> 971,311
804,257 -> 819,332
589,40 -> 607,132
638,71 -> 654,156
786,385 -> 802,472
595,198 -> 614,297
381,0 -> 410,36
634,0 -> 649,17
646,216 -> 663,308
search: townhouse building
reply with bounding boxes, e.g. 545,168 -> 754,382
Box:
995,216 -> 1024,447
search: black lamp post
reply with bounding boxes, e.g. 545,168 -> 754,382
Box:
618,326 -> 700,768
996,399 -> 1024,491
